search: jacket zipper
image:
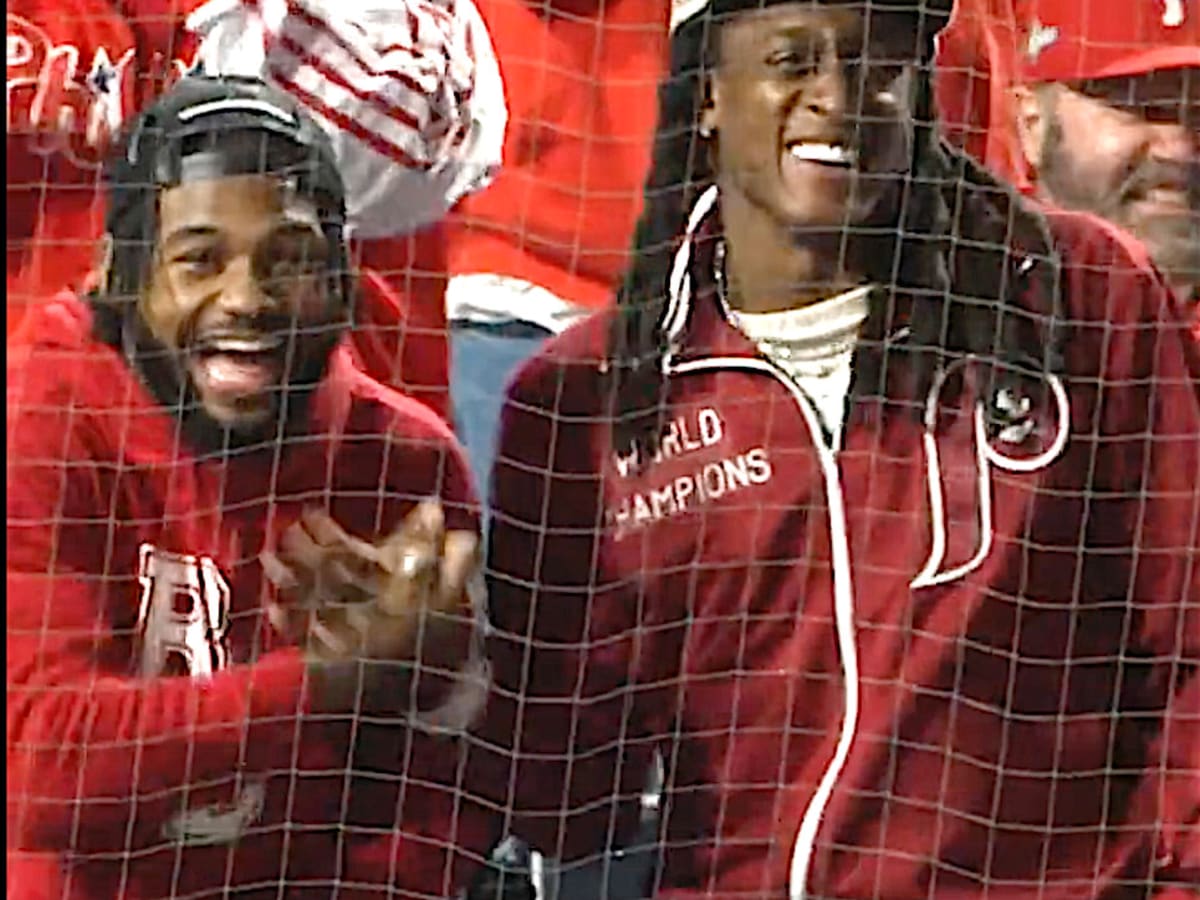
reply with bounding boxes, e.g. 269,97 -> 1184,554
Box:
664,355 -> 861,900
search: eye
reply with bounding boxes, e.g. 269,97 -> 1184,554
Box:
765,45 -> 818,77
258,233 -> 329,287
170,246 -> 221,279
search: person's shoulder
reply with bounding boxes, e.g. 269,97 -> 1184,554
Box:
1037,203 -> 1177,326
1030,203 -> 1197,389
8,293 -> 130,407
11,290 -> 97,349
1041,203 -> 1156,271
331,351 -> 481,512
337,349 -> 462,448
506,308 -> 617,412
7,294 -> 142,470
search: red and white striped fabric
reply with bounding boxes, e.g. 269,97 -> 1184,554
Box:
188,0 -> 506,237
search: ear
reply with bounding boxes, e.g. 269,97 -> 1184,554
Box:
1011,83 -> 1048,169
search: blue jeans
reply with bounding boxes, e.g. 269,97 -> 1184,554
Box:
450,320 -> 554,506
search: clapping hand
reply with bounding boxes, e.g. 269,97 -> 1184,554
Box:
262,499 -> 480,713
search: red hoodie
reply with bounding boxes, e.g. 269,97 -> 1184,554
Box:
446,0 -> 672,310
6,290 -> 483,899
385,201 -> 1200,897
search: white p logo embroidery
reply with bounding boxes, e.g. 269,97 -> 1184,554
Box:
992,386 -> 1037,446
136,544 -> 231,680
911,364 -> 1070,589
1161,0 -> 1184,27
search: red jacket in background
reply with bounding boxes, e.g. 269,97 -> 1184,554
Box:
448,0 -> 672,310
5,0 -> 475,421
6,290 -> 481,899
6,0 -> 198,338
389,203 -> 1200,896
933,0 -> 1027,183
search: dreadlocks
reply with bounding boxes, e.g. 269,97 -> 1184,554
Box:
608,5 -> 1065,456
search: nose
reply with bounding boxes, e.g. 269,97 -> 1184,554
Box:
214,254 -> 274,318
805,52 -> 847,120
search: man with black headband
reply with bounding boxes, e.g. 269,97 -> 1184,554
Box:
381,0 -> 1200,896
6,75 -> 487,898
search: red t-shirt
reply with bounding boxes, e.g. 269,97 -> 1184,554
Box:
447,0 -> 672,310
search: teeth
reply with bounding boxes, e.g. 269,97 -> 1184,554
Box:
788,143 -> 853,165
205,338 -> 280,354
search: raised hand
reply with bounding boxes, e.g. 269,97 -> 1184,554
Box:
261,499 -> 480,713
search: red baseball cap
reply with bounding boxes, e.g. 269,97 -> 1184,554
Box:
1019,0 -> 1200,83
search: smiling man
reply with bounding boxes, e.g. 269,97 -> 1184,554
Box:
138,152 -> 341,448
384,0 -> 1199,896
1011,0 -> 1199,314
6,75 -> 487,899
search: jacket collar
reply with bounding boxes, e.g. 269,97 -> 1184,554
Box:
659,186 -> 768,365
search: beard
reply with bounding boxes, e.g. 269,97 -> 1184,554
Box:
1040,117 -> 1200,288
122,311 -> 343,459
1124,195 -> 1200,288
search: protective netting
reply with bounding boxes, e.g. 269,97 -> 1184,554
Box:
6,0 -> 1198,898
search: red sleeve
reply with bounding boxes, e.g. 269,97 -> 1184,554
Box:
367,343 -> 660,894
331,373 -> 490,890
1061,225 -> 1200,890
468,350 -> 654,867
6,362 -> 312,855
482,355 -> 662,868
1120,295 -> 1200,888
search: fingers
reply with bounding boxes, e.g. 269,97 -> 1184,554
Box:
302,508 -> 380,564
261,550 -> 312,641
271,508 -> 384,603
439,530 -> 480,610
278,512 -> 328,573
382,500 -> 446,569
264,501 -> 480,667
265,599 -> 304,641
376,500 -> 447,617
260,549 -> 298,593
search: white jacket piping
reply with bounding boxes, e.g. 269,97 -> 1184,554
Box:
667,355 -> 860,900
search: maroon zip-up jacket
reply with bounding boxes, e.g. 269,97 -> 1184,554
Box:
394,198 -> 1199,899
